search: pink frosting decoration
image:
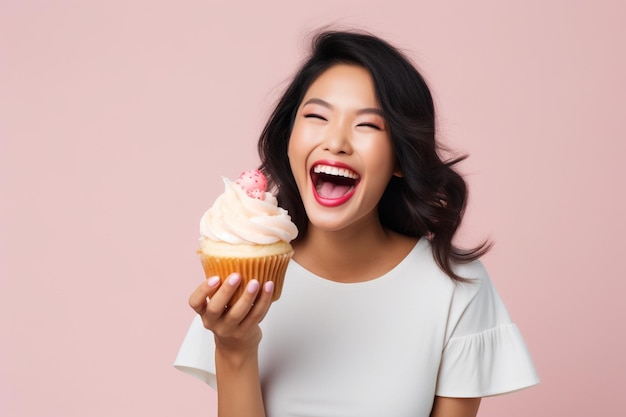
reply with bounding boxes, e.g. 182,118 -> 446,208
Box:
235,169 -> 267,200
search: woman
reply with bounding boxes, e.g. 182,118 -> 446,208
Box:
175,30 -> 539,417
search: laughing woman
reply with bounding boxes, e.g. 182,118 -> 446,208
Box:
175,30 -> 539,417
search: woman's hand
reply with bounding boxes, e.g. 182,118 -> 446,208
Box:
190,273 -> 272,417
188,273 -> 275,362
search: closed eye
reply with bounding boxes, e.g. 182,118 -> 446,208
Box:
304,113 -> 327,121
357,123 -> 382,130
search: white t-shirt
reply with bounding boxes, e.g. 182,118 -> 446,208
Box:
174,239 -> 539,416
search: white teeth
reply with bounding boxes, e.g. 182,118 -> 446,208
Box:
313,164 -> 360,179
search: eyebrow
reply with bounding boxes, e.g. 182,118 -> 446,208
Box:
302,98 -> 385,117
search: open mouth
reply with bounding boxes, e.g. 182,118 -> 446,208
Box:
310,163 -> 360,205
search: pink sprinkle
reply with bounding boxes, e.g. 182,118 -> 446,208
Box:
235,169 -> 267,200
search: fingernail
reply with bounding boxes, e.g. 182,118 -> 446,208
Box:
207,276 -> 220,287
228,273 -> 241,286
247,280 -> 260,294
264,281 -> 274,293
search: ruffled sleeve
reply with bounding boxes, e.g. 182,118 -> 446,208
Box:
435,261 -> 540,397
173,315 -> 218,389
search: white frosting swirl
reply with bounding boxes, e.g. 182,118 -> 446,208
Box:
200,177 -> 298,245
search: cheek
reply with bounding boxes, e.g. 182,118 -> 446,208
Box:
286,126 -> 300,159
287,136 -> 305,185
287,122 -> 311,166
360,138 -> 396,172
287,134 -> 300,165
289,123 -> 307,148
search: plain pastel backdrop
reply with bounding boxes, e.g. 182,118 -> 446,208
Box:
1,0 -> 624,416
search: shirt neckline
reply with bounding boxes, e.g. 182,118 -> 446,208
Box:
288,237 -> 428,288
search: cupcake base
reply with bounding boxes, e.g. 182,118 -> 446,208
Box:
197,241 -> 293,302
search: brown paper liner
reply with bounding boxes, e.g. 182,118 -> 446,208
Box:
198,252 -> 292,302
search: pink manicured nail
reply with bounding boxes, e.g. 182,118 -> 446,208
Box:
246,280 -> 260,294
227,273 -> 241,286
264,281 -> 274,293
207,276 -> 220,287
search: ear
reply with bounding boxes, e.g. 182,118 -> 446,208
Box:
393,167 -> 404,178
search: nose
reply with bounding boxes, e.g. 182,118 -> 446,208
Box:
322,119 -> 352,155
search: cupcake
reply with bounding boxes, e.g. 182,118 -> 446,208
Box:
198,169 -> 298,302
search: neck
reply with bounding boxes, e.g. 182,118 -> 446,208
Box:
292,220 -> 417,283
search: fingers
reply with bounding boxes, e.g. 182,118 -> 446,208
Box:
221,279 -> 258,321
242,281 -> 275,325
189,273 -> 276,334
226,279 -> 274,325
188,275 -> 222,314
204,273 -> 244,316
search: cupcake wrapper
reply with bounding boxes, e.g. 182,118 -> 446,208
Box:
198,252 -> 292,302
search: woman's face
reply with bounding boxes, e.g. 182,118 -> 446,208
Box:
287,64 -> 399,233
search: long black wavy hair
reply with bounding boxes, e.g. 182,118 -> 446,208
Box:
258,30 -> 490,281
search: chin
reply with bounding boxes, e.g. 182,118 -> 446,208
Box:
303,208 -> 349,232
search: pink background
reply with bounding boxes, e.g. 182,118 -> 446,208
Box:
1,1 -> 624,416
